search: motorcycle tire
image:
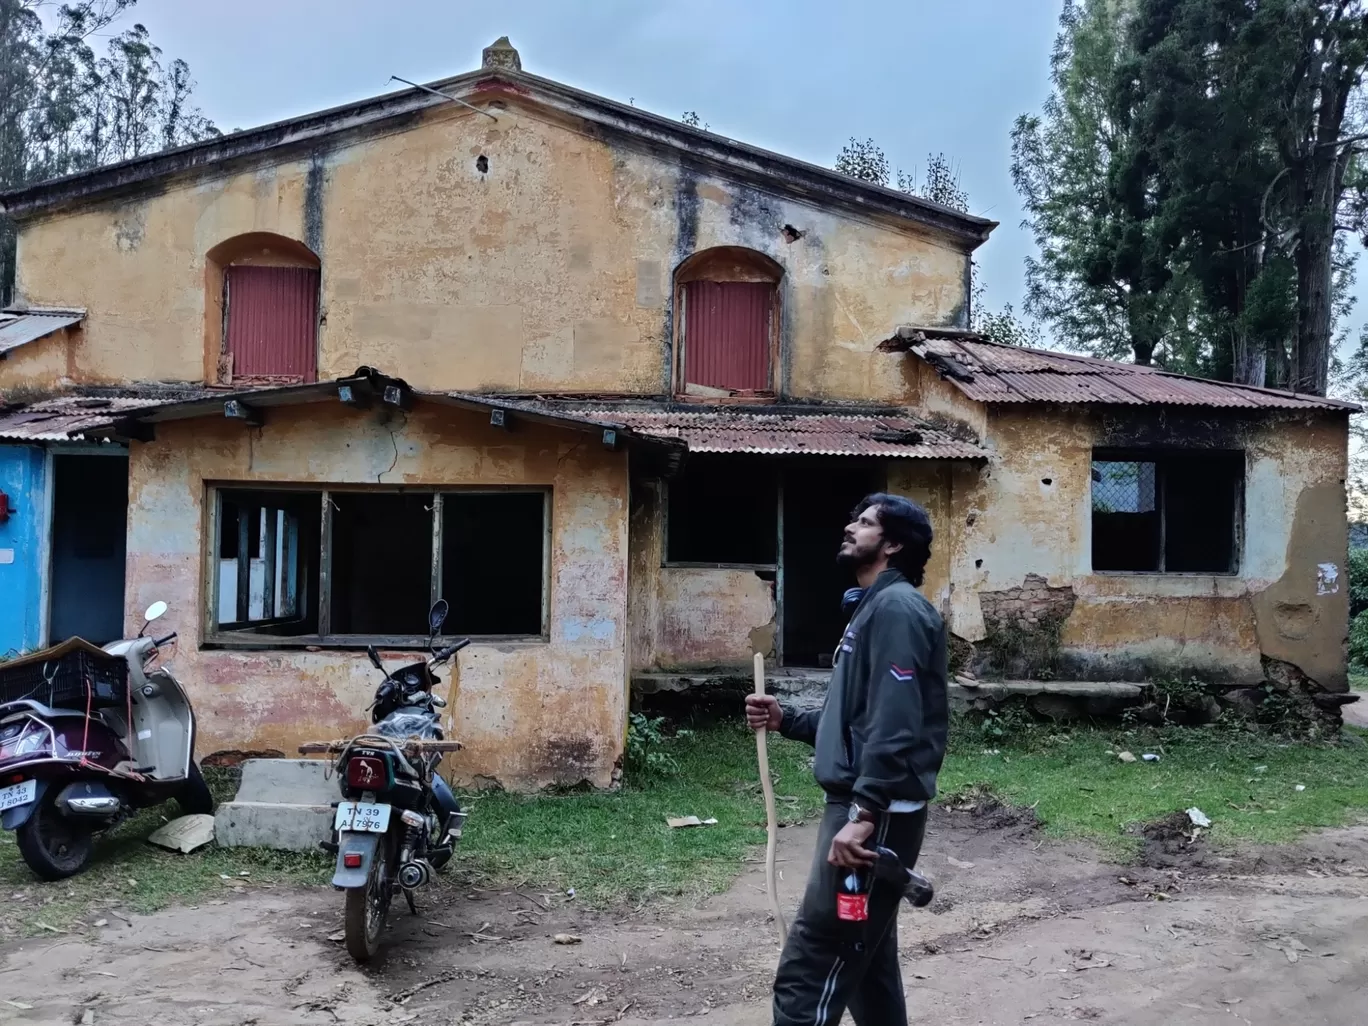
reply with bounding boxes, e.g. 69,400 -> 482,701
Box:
344,850 -> 392,962
177,762 -> 215,816
16,790 -> 96,881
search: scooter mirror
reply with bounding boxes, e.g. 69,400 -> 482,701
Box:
366,645 -> 384,671
428,599 -> 449,634
144,601 -> 168,623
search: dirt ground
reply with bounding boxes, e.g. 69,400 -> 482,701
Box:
2,803 -> 1366,1026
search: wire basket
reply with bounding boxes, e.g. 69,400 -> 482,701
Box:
0,647 -> 129,710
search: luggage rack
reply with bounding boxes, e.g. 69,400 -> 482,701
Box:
0,639 -> 128,710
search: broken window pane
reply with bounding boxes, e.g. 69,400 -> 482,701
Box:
441,491 -> 546,636
329,492 -> 434,635
666,456 -> 778,565
215,490 -> 319,634
1091,452 -> 1241,574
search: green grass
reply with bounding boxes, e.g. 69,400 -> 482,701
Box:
5,718 -> 1368,934
941,721 -> 1368,856
453,722 -> 825,905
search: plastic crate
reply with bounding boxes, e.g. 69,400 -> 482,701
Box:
0,647 -> 128,710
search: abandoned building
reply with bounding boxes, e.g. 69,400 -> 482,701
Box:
0,39 -> 1353,788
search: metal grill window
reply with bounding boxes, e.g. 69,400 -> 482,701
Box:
1091,452 -> 1242,574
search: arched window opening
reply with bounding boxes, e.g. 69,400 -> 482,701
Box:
206,233 -> 320,385
674,247 -> 782,397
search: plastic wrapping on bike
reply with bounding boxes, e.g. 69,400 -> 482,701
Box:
372,712 -> 441,739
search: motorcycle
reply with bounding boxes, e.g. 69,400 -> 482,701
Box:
0,601 -> 213,880
308,599 -> 469,962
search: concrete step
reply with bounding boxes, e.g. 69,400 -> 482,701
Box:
213,758 -> 339,851
215,800 -> 333,852
233,758 -> 337,805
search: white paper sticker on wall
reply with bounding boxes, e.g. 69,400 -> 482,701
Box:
137,729 -> 153,740
1317,562 -> 1340,596
0,549 -> 14,565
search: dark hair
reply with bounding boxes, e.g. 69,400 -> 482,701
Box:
852,492 -> 933,587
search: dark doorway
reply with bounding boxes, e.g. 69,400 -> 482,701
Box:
49,453 -> 129,645
781,465 -> 884,668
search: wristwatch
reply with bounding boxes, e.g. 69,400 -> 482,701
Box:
847,802 -> 876,824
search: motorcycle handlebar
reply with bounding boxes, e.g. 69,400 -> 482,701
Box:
153,631 -> 178,647
433,638 -> 471,663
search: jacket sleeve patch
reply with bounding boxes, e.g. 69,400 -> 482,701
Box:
888,664 -> 917,682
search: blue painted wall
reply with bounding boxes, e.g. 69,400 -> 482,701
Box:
0,446 -> 47,657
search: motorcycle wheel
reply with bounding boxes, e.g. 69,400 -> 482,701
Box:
344,850 -> 392,962
16,791 -> 95,881
177,762 -> 215,816
427,802 -> 458,871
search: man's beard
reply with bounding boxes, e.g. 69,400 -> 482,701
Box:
836,541 -> 878,570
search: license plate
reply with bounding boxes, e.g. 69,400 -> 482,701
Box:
0,779 -> 36,813
334,801 -> 391,834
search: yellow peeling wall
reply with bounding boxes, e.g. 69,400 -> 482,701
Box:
946,405 -> 1350,690
9,97 -> 969,401
124,402 -> 629,788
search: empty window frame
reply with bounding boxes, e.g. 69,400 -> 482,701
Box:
665,456 -> 778,566
209,487 -> 549,644
1090,451 -> 1243,574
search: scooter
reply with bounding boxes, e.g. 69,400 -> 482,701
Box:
0,602 -> 213,880
304,599 -> 468,962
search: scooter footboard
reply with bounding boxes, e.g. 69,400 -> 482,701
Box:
332,831 -> 383,888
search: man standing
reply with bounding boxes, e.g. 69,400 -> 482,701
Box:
745,493 -> 948,1026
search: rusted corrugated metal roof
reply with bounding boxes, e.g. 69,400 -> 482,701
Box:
882,332 -> 1358,412
476,398 -> 988,459
0,308 -> 84,357
0,389 -> 215,441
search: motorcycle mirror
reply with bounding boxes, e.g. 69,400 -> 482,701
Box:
144,600 -> 168,624
428,599 -> 449,635
366,645 -> 384,671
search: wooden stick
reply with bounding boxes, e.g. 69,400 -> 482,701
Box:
754,652 -> 787,947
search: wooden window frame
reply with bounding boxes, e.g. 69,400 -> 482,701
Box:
1089,448 -> 1245,577
202,483 -> 552,649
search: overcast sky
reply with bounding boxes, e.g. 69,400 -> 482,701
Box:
123,0 -> 1054,315
122,0 -> 1366,346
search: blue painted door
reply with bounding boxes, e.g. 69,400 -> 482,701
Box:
0,446 -> 47,656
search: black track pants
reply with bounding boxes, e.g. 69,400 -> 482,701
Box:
772,803 -> 927,1026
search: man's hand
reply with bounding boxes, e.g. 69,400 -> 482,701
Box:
828,820 -> 877,868
745,695 -> 782,732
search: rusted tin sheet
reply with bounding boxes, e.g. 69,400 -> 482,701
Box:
682,281 -> 771,391
889,334 -> 1357,412
0,308 -> 83,356
0,390 -> 213,441
492,400 -> 987,459
224,266 -> 320,382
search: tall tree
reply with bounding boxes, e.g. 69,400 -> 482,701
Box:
1012,0 -> 1199,367
0,1 -> 216,304
1020,0 -> 1368,393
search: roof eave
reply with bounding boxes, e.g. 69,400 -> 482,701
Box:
0,70 -> 996,247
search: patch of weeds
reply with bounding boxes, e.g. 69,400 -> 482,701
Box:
951,703 -> 1051,748
977,617 -> 1065,680
623,712 -> 694,783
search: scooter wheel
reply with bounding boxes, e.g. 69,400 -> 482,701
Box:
16,791 -> 95,881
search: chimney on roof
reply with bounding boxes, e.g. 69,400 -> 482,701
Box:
482,36 -> 521,71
